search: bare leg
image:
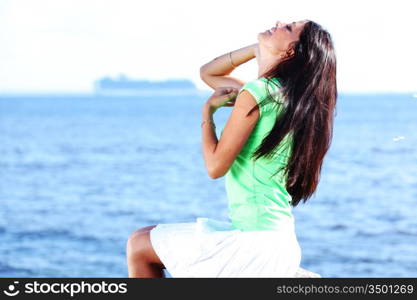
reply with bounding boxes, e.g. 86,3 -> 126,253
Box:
126,225 -> 166,278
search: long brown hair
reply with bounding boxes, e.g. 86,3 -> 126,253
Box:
247,20 -> 338,207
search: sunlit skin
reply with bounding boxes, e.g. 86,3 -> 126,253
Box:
256,19 -> 309,77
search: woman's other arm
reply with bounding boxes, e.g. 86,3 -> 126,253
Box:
202,90 -> 259,179
200,43 -> 257,90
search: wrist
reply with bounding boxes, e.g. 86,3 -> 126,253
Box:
203,102 -> 217,115
228,44 -> 257,68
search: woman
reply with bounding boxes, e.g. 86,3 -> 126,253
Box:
126,19 -> 337,278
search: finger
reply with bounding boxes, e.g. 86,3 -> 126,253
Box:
222,87 -> 238,94
218,87 -> 231,92
226,93 -> 238,99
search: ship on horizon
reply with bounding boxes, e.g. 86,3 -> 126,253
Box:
94,74 -> 206,96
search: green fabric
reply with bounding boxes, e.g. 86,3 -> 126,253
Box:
221,77 -> 294,231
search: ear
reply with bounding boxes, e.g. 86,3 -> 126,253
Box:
286,43 -> 296,57
281,47 -> 295,60
286,40 -> 298,57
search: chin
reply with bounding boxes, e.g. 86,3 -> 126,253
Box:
256,33 -> 264,41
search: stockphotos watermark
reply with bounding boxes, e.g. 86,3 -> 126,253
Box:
3,280 -> 127,297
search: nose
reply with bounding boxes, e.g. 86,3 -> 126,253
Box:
275,21 -> 285,27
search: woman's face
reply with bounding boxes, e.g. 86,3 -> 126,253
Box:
258,20 -> 309,56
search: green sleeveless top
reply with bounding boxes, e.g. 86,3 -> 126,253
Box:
221,77 -> 294,231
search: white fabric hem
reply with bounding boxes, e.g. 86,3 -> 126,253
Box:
150,217 -> 302,278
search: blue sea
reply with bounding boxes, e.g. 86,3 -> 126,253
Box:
0,92 -> 416,277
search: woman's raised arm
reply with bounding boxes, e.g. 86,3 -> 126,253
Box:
200,43 -> 258,90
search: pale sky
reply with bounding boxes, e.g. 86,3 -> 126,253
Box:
0,0 -> 416,93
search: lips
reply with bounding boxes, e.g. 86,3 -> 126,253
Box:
266,27 -> 276,34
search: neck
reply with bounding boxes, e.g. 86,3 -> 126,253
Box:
256,47 -> 283,78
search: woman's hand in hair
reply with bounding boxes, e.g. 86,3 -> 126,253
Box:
205,87 -> 240,113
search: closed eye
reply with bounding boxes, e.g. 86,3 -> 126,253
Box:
286,24 -> 292,32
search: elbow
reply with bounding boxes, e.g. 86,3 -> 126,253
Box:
207,169 -> 218,180
208,173 -> 221,180
199,68 -> 206,80
205,156 -> 228,179
207,165 -> 221,179
208,166 -> 226,180
200,65 -> 210,79
208,173 -> 217,180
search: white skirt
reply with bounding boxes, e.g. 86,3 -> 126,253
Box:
149,217 -> 302,278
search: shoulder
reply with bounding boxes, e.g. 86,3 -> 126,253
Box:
238,77 -> 283,117
239,77 -> 282,99
241,77 -> 282,88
